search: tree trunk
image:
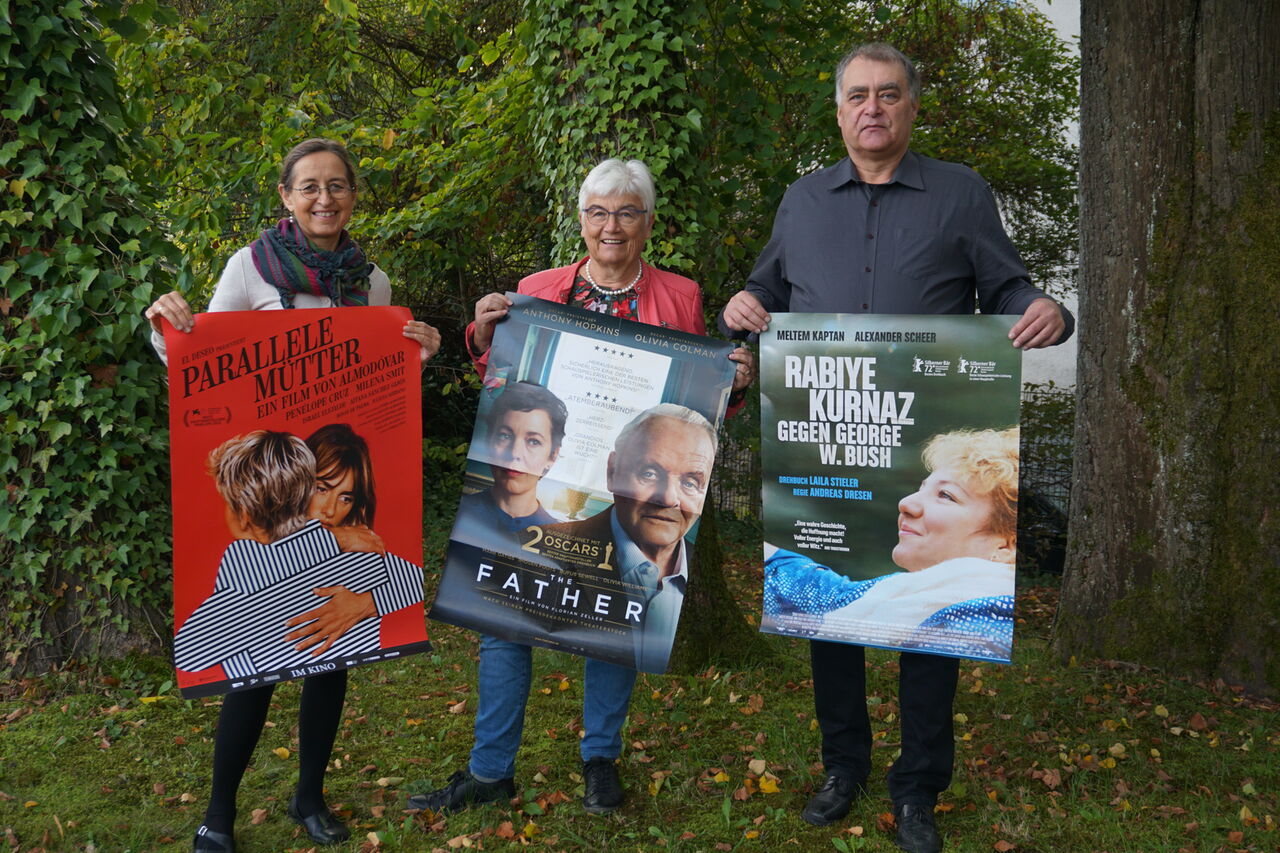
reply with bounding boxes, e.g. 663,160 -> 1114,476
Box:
668,499 -> 772,675
1056,0 -> 1280,694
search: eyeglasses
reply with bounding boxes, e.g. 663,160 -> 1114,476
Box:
581,206 -> 648,227
288,182 -> 354,200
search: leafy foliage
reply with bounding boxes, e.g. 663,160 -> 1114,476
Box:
4,0 -> 1078,670
0,0 -> 180,670
526,0 -> 710,271
1018,382 -> 1074,576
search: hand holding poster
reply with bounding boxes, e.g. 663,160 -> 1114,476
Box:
760,314 -> 1022,663
430,294 -> 735,673
164,308 -> 429,698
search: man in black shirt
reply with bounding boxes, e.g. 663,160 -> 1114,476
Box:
721,43 -> 1073,853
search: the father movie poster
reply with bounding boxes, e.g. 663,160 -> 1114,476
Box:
430,294 -> 735,674
759,314 -> 1022,663
165,308 -> 429,698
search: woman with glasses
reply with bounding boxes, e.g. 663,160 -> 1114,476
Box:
144,138 -> 439,852
416,158 -> 753,820
466,158 -> 753,387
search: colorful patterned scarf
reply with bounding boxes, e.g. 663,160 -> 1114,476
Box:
249,218 -> 373,308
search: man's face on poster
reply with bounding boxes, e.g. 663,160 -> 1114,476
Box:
607,416 -> 715,560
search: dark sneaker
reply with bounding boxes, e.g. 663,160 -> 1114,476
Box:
801,774 -> 867,826
581,757 -> 624,814
894,802 -> 942,853
406,769 -> 516,815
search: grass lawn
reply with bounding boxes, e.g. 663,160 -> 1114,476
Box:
1,518 -> 1276,852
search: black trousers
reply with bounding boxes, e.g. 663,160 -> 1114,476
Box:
203,669 -> 348,830
810,639 -> 959,805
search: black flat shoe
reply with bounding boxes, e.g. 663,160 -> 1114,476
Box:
894,801 -> 942,853
192,824 -> 235,852
287,797 -> 351,846
801,774 -> 867,826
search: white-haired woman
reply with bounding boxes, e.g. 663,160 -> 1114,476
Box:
466,158 -> 754,388
417,159 -> 752,820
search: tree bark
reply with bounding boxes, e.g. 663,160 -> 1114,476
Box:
668,499 -> 772,675
1057,0 -> 1280,694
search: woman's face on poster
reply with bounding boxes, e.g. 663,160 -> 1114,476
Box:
892,467 -> 1009,571
309,465 -> 356,528
490,408 -> 558,498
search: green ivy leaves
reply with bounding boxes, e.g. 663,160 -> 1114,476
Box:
1,0 -> 177,670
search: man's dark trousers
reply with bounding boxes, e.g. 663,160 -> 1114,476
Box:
810,639 -> 960,804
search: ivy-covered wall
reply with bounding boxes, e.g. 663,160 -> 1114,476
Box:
0,0 -> 177,671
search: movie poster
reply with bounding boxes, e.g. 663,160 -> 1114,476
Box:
759,314 -> 1022,663
430,294 -> 735,674
164,308 -> 429,698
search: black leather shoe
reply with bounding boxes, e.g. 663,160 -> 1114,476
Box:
581,757 -> 624,814
801,774 -> 866,826
894,802 -> 942,853
406,769 -> 516,814
287,797 -> 351,846
192,824 -> 235,852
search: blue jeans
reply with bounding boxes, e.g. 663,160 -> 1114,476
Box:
468,634 -> 638,780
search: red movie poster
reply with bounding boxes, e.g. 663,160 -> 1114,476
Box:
164,308 -> 429,698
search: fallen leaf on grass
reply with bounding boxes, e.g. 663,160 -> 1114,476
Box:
153,783 -> 166,796
250,808 -> 268,825
448,700 -> 467,714
273,747 -> 290,759
541,790 -> 570,807
496,822 -> 516,840
994,841 -> 1016,851
371,805 -> 386,818
375,777 -> 404,787
747,758 -> 767,775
